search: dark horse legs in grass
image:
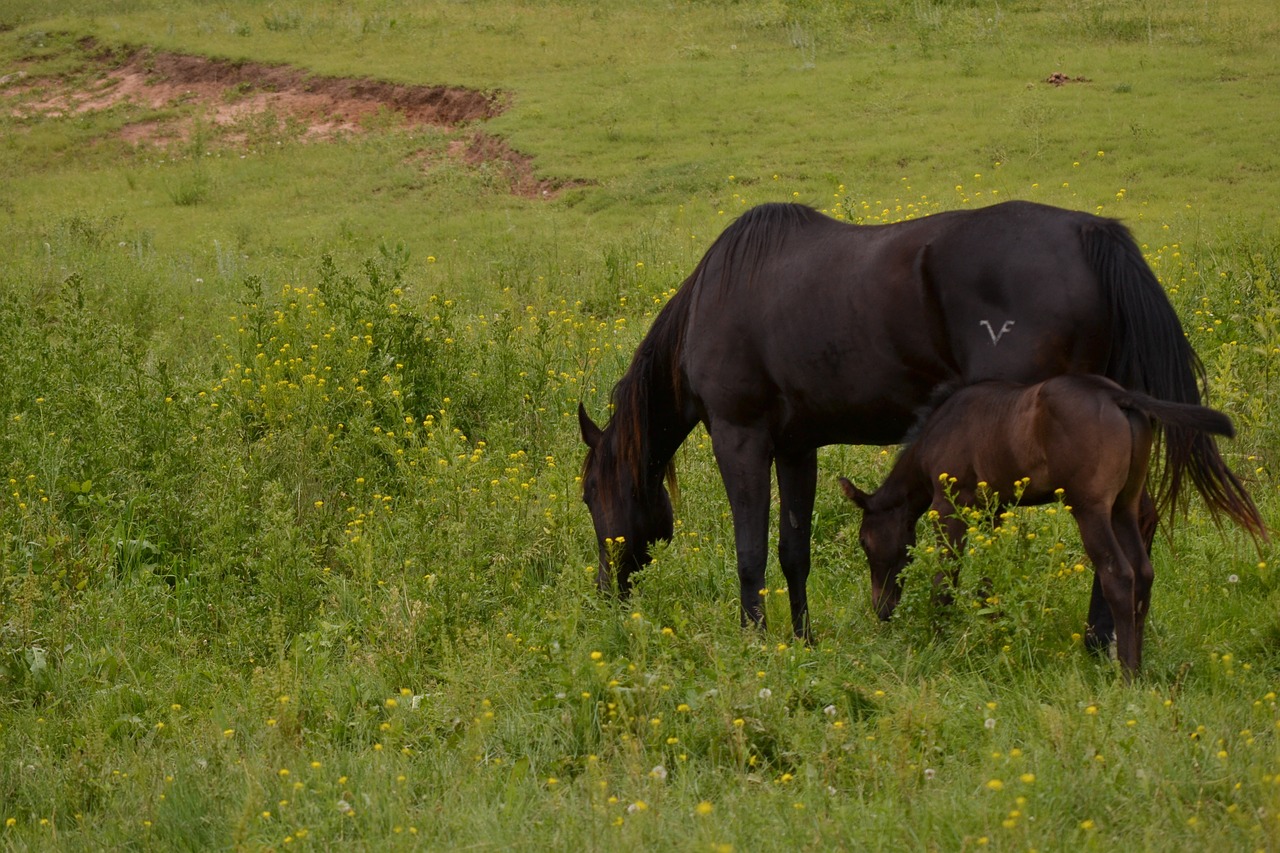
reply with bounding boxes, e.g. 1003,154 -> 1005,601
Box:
579,201 -> 1266,644
839,375 -> 1261,677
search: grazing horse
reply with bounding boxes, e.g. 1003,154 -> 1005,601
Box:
578,201 -> 1265,644
838,374 -> 1264,677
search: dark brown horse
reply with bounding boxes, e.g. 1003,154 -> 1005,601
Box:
838,374 -> 1265,677
579,201 -> 1265,645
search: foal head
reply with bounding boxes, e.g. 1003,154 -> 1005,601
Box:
838,477 -> 918,620
579,404 -> 674,595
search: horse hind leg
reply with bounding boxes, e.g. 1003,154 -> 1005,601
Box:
776,450 -> 817,642
710,424 -> 773,630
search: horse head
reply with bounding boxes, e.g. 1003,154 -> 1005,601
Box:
839,476 -> 916,620
579,404 -> 674,595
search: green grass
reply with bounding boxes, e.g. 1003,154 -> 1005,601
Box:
1,0 -> 1279,849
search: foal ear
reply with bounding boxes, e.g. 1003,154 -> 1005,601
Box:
838,476 -> 870,510
578,402 -> 603,449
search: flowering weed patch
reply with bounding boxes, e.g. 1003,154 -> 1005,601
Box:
1,190 -> 1276,848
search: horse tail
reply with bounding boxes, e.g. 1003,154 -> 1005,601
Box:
1085,220 -> 1268,540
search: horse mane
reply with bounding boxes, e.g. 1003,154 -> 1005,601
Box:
703,203 -> 826,294
901,380 -> 968,445
603,283 -> 691,498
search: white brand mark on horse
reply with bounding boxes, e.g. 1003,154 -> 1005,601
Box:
980,319 -> 1015,345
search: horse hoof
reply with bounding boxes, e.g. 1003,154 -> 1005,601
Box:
1084,626 -> 1115,655
794,629 -> 817,646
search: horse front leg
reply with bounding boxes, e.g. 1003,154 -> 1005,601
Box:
776,450 -> 817,642
711,424 -> 773,631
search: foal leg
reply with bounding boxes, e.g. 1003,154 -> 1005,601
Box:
1084,574 -> 1113,654
711,424 -> 773,630
1087,489 -> 1156,653
931,497 -> 969,608
1090,489 -> 1162,648
1076,509 -> 1141,678
1114,505 -> 1155,661
776,450 -> 817,642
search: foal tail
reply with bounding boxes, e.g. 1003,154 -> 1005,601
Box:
1116,391 -> 1236,442
1084,219 -> 1267,540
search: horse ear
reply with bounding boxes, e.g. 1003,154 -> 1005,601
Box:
578,402 -> 603,449
838,476 -> 870,510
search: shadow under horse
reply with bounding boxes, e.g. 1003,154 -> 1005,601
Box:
579,201 -> 1265,649
840,374 -> 1268,678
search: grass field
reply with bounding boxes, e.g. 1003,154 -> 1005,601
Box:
2,1 -> 1279,849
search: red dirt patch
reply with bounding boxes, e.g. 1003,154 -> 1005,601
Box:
5,40 -> 581,197
431,132 -> 589,199
12,42 -> 502,136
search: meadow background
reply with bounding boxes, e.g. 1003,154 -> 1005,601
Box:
1,0 -> 1278,848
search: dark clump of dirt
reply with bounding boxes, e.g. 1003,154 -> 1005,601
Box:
1045,72 -> 1091,87
5,38 -> 581,198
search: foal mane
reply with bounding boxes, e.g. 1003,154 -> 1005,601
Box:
900,379 -> 1026,453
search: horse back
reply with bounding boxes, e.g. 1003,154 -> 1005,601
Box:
682,212 -> 959,445
920,202 -> 1113,383
680,202 -> 1118,450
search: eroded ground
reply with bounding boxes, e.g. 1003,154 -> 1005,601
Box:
3,38 -> 576,198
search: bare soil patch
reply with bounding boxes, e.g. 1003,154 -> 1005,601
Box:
5,39 -> 578,197
424,132 -> 589,199
12,41 -> 503,136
